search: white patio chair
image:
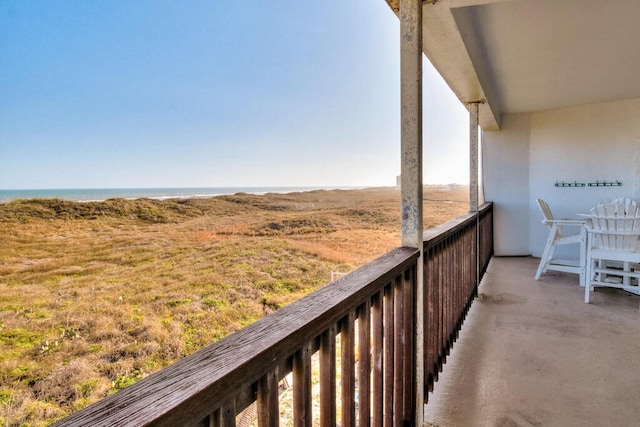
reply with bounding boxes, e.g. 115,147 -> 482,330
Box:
601,197 -> 638,214
584,201 -> 640,303
534,198 -> 587,286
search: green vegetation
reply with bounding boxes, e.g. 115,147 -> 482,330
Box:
0,187 -> 468,425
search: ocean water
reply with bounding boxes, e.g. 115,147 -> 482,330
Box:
0,186 -> 355,204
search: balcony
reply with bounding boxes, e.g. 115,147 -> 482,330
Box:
50,200 -> 640,426
54,205 -> 492,426
424,256 -> 640,427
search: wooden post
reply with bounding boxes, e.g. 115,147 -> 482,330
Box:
469,102 -> 479,212
400,0 -> 423,425
469,102 -> 480,289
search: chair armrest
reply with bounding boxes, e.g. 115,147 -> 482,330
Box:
585,228 -> 640,236
543,219 -> 588,226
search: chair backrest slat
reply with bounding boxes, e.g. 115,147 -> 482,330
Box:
536,198 -> 554,226
632,206 -> 640,251
589,201 -> 640,252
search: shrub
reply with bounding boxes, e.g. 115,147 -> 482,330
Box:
31,360 -> 93,406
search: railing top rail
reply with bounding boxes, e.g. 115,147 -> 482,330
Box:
55,247 -> 419,427
423,202 -> 492,250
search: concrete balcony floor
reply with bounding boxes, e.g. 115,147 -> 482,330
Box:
423,256 -> 640,427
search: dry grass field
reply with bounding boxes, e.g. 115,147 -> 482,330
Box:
0,186 -> 467,426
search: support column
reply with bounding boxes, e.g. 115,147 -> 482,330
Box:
400,1 -> 422,249
469,102 -> 479,212
400,0 -> 423,425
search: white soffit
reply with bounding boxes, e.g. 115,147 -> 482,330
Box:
415,0 -> 640,130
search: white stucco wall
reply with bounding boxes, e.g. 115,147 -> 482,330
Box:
482,97 -> 640,258
482,113 -> 531,255
528,98 -> 640,258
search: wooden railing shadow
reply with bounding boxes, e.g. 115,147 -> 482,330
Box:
54,203 -> 493,427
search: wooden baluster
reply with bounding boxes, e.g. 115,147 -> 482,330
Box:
293,343 -> 312,427
437,244 -> 445,368
341,313 -> 356,427
371,292 -> 383,427
210,401 -> 236,427
383,284 -> 394,427
426,247 -> 438,387
257,368 -> 279,427
357,301 -> 371,427
320,325 -> 337,427
402,266 -> 415,424
393,275 -> 404,427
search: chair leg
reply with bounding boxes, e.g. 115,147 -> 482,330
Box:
579,226 -> 586,288
585,246 -> 593,303
623,261 -> 631,287
585,262 -> 591,303
535,224 -> 558,280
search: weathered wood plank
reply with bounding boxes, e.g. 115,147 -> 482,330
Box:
393,276 -> 403,427
479,204 -> 494,278
341,312 -> 356,427
293,344 -> 312,427
211,401 -> 236,427
371,291 -> 383,427
402,267 -> 415,424
383,284 -> 394,427
423,212 -> 476,250
357,301 -> 371,427
424,245 -> 436,387
436,244 -> 444,372
257,369 -> 279,427
53,247 -> 418,427
319,326 -> 336,427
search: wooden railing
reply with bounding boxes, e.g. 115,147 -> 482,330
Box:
54,203 -> 494,426
54,247 -> 419,427
423,202 -> 493,391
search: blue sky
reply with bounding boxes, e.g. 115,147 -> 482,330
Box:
0,0 -> 469,189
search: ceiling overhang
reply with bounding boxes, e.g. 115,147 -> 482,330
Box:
387,0 -> 640,130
